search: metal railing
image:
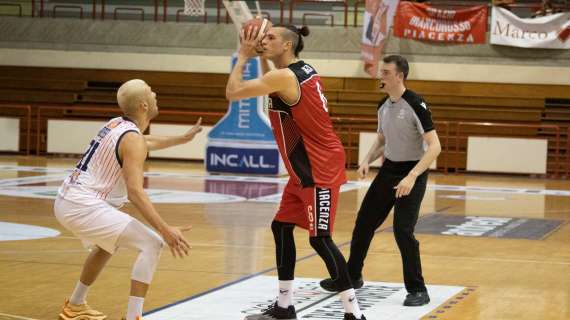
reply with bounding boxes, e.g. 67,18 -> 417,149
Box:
2,102 -> 568,178
331,117 -> 450,172
52,5 -> 84,19
0,3 -> 23,17
22,0 -> 570,22
290,0 -> 348,27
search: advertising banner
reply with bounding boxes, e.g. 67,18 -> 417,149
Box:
393,2 -> 488,44
360,0 -> 400,77
491,6 -> 570,49
205,54 -> 285,175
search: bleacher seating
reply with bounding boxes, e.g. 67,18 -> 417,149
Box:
2,65 -> 570,173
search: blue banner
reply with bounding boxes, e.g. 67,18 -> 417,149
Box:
207,56 -> 274,142
205,54 -> 284,175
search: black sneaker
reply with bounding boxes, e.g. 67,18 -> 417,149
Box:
319,276 -> 364,292
244,302 -> 297,319
344,313 -> 367,320
403,291 -> 430,306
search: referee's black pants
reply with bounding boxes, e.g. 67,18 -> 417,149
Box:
347,158 -> 428,293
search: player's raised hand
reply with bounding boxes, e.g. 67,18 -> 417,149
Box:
239,18 -> 271,59
181,117 -> 203,142
239,27 -> 260,59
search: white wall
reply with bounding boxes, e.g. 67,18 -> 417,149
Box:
466,136 -> 548,174
1,48 -> 569,85
149,123 -> 212,160
46,119 -> 212,160
0,117 -> 20,152
47,120 -> 106,154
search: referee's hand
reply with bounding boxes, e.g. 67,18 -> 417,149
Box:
357,163 -> 370,179
395,175 -> 416,198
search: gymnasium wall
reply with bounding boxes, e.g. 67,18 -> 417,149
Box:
1,14 -> 569,176
0,17 -> 569,84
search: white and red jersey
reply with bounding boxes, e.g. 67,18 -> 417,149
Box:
268,61 -> 346,188
58,117 -> 141,207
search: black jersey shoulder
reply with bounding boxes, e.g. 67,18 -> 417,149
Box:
401,89 -> 434,132
288,60 -> 318,83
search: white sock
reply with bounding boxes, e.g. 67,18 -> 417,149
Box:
126,296 -> 144,320
340,289 -> 363,319
277,280 -> 293,308
69,281 -> 89,305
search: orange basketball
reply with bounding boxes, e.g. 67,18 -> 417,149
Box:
242,18 -> 272,38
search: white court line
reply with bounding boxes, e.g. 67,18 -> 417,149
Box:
425,254 -> 570,266
365,251 -> 570,266
0,312 -> 40,320
0,249 -> 87,254
3,165 -> 570,196
0,174 -> 67,187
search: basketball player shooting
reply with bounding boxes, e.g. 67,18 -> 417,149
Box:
54,79 -> 202,320
226,22 -> 366,320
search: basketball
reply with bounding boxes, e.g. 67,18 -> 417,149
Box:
242,18 -> 272,38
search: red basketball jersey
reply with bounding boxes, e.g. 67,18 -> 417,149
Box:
268,61 -> 346,187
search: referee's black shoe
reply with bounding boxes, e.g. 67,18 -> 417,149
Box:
403,291 -> 430,306
319,276 -> 364,292
343,313 -> 367,320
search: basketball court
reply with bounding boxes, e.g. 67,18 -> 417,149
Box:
0,156 -> 569,319
0,1 -> 569,319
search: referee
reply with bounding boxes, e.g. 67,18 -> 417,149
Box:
320,55 -> 441,306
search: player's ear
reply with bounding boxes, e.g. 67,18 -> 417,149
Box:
284,40 -> 293,52
139,99 -> 149,112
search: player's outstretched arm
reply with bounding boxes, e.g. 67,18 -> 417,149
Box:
144,117 -> 202,151
120,132 -> 191,258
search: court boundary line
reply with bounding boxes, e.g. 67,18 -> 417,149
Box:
0,312 -> 40,320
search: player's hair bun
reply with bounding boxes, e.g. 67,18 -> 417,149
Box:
298,26 -> 310,37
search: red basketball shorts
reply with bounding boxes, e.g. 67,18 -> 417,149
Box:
274,180 -> 340,237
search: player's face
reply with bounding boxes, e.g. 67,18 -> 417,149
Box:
145,85 -> 159,119
379,63 -> 402,92
260,28 -> 289,59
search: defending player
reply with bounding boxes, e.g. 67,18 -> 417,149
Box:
55,79 -> 202,320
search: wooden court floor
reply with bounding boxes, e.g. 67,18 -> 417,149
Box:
0,156 -> 568,320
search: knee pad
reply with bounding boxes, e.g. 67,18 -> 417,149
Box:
131,231 -> 163,284
118,220 -> 164,284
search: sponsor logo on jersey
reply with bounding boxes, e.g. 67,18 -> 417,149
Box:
301,65 -> 314,74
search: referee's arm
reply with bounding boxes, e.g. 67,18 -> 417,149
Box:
357,132 -> 386,178
409,130 -> 441,178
